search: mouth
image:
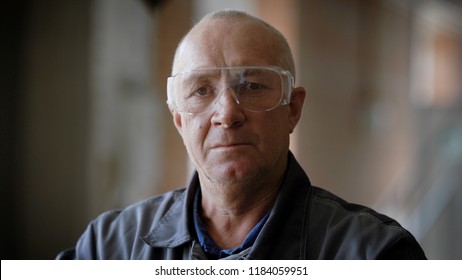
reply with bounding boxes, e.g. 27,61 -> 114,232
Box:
211,143 -> 251,150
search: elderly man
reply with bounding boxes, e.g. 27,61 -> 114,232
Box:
58,9 -> 426,259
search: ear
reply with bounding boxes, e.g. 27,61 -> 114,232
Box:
170,109 -> 184,137
288,86 -> 306,134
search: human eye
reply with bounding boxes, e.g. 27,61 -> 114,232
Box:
186,85 -> 215,101
182,84 -> 214,112
236,71 -> 272,92
237,80 -> 268,94
183,77 -> 214,99
182,72 -> 215,98
194,86 -> 210,96
243,82 -> 265,90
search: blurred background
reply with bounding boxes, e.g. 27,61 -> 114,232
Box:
1,0 -> 461,259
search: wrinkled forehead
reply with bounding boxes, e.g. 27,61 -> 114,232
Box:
172,18 -> 284,75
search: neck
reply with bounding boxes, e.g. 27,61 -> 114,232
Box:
198,171 -> 284,249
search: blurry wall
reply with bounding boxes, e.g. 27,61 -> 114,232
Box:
2,0 -> 461,259
86,0 -> 161,222
297,0 -> 462,259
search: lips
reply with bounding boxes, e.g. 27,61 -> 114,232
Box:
211,143 -> 250,149
206,131 -> 254,151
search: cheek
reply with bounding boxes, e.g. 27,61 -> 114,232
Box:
263,123 -> 289,147
182,115 -> 210,149
258,119 -> 291,155
257,112 -> 291,140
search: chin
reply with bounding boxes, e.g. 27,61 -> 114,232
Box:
211,162 -> 262,184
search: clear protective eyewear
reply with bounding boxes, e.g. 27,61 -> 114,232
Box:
167,66 -> 294,114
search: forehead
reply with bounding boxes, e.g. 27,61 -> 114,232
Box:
173,18 -> 283,74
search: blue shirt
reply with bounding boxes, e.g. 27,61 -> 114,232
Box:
193,188 -> 270,259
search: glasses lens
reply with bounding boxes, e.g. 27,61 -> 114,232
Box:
168,67 -> 288,114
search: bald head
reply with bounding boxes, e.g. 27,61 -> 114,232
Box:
172,10 -> 296,79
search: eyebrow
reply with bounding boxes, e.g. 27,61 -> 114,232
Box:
230,69 -> 268,80
181,70 -> 221,85
180,67 -> 273,86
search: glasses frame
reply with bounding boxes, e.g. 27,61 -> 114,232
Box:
166,65 -> 295,114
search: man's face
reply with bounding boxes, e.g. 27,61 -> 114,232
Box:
171,19 -> 304,188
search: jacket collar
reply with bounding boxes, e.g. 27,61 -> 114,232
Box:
142,173 -> 199,248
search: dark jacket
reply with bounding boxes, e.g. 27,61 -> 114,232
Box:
58,153 -> 426,259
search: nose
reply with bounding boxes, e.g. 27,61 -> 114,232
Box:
210,88 -> 245,128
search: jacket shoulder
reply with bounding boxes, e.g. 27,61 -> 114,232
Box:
73,188 -> 187,259
311,186 -> 397,224
308,186 -> 426,259
96,188 -> 186,228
